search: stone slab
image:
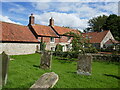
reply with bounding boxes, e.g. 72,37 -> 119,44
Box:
30,72 -> 59,89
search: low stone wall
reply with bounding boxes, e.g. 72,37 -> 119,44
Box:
89,53 -> 120,62
0,43 -> 39,55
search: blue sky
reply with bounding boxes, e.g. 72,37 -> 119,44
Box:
0,1 -> 118,31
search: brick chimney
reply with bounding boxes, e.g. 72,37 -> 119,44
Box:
29,13 -> 35,25
49,17 -> 54,26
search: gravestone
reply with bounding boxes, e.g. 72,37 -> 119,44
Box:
0,52 -> 2,89
40,51 -> 52,69
0,51 -> 9,87
30,72 -> 59,89
77,54 -> 92,75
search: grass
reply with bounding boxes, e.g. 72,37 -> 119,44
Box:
2,53 -> 120,89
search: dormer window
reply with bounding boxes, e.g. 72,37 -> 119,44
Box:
50,37 -> 55,43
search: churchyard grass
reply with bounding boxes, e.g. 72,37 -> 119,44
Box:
2,53 -> 119,89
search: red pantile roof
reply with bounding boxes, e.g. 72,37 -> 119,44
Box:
105,39 -> 119,44
0,21 -> 38,42
53,26 -> 80,35
31,24 -> 58,37
82,30 -> 109,43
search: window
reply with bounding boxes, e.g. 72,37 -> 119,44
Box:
50,37 -> 55,43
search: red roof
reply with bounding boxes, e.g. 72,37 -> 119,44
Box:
105,39 -> 119,44
53,26 -> 79,35
82,30 -> 109,43
31,24 -> 58,37
0,21 -> 38,42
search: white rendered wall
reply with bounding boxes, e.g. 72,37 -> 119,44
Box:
101,31 -> 115,48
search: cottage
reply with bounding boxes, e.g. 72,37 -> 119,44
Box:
82,30 -> 119,49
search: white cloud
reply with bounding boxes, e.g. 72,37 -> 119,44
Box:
94,2 -> 118,14
32,2 -> 50,10
34,12 -> 88,31
9,3 -> 26,13
0,15 -> 22,25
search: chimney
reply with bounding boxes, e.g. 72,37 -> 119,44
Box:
49,17 -> 54,26
29,13 -> 35,25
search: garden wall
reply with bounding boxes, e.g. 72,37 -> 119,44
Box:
90,53 -> 120,62
0,43 -> 39,55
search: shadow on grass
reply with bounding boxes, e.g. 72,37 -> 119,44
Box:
104,74 -> 120,80
66,71 -> 76,74
33,65 -> 40,68
58,60 -> 73,64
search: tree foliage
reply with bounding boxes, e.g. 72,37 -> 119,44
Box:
103,14 -> 120,41
55,44 -> 63,51
85,15 -> 108,32
65,31 -> 91,54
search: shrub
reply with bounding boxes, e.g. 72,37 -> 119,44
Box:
53,51 -> 79,58
55,44 -> 63,51
84,47 -> 98,53
40,42 -> 46,51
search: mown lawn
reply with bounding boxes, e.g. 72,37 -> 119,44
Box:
2,53 -> 120,89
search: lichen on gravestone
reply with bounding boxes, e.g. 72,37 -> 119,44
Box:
77,54 -> 92,75
29,72 -> 59,89
0,51 -> 9,87
40,51 -> 52,69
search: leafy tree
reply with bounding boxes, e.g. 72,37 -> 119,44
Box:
103,14 -> 120,41
65,31 -> 90,54
84,15 -> 108,32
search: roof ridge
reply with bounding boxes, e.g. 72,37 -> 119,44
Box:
0,21 -> 26,27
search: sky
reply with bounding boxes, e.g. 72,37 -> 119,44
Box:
0,0 -> 119,31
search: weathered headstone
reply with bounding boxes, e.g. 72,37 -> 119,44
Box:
0,52 -> 2,89
77,54 -> 92,75
0,51 -> 9,87
30,72 -> 59,89
40,51 -> 52,69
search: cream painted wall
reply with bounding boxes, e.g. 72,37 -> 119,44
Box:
101,31 -> 115,48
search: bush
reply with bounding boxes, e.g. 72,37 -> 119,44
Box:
84,47 -> 98,53
55,44 -> 63,51
40,42 -> 46,51
53,51 -> 79,58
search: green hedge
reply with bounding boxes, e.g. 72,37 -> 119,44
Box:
53,51 -> 79,58
53,47 -> 98,58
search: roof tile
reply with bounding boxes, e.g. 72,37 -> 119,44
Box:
31,24 -> 58,37
82,30 -> 109,43
1,21 -> 38,42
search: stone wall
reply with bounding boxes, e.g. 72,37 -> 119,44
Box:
0,43 -> 39,55
88,53 -> 120,62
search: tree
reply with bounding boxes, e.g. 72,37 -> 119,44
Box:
84,15 -> 108,32
103,14 -> 120,41
65,31 -> 90,54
